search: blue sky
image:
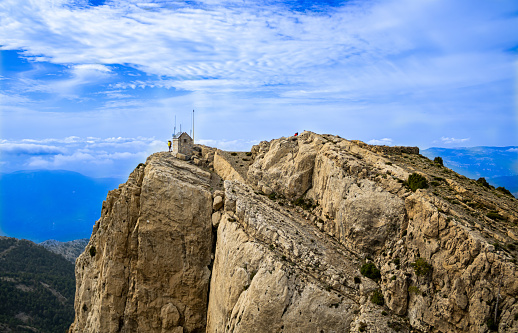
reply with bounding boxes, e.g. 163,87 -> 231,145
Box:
1,0 -> 517,178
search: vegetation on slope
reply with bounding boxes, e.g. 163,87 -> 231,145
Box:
0,237 -> 75,332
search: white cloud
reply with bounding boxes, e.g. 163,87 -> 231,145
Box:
2,0 -> 514,98
0,0 -> 516,150
1,136 -> 165,177
0,143 -> 67,154
197,138 -> 260,151
441,137 -> 470,144
367,138 -> 393,146
507,148 -> 518,153
0,93 -> 33,106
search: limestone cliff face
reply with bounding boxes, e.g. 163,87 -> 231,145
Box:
69,153 -> 213,333
71,132 -> 518,333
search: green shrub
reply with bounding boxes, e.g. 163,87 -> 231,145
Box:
246,152 -> 252,156
408,286 -> 421,294
381,310 -> 388,316
486,318 -> 498,331
388,321 -> 403,332
360,262 -> 381,280
393,257 -> 400,268
292,197 -> 316,210
411,258 -> 432,276
497,186 -> 514,197
487,212 -> 505,221
268,192 -> 277,200
477,177 -> 491,188
434,156 -> 443,166
370,289 -> 385,305
89,246 -> 96,257
358,322 -> 367,332
408,173 -> 428,192
230,152 -> 237,156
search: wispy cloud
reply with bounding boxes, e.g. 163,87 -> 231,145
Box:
0,143 -> 67,154
197,138 -> 260,151
0,0 -> 516,151
441,137 -> 470,144
367,138 -> 393,146
0,136 -> 165,177
2,0 -> 515,97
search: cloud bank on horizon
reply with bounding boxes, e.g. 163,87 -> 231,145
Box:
1,0 -> 517,177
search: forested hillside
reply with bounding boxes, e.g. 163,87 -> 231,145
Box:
0,237 -> 75,332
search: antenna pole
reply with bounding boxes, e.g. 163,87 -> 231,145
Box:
192,109 -> 195,144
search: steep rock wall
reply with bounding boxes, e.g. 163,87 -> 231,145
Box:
207,181 -> 407,332
247,132 -> 518,332
69,153 -> 213,333
70,132 -> 518,333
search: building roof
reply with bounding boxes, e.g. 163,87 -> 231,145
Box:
173,132 -> 192,139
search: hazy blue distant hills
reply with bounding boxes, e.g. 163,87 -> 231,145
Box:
0,236 -> 75,332
421,146 -> 518,196
40,238 -> 89,263
0,170 -> 122,243
487,175 -> 518,197
1,146 -> 516,243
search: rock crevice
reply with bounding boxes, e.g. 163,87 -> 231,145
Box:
70,132 -> 518,333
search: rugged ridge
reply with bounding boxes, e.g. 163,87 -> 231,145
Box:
40,238 -> 89,263
69,154 -> 213,333
70,132 -> 518,332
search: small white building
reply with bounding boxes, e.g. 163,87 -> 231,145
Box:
172,132 -> 193,156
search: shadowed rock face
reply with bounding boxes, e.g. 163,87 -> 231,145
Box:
70,132 -> 518,333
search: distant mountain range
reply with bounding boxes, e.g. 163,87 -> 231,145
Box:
40,238 -> 89,263
0,170 -> 122,243
0,146 -> 516,243
421,146 -> 518,196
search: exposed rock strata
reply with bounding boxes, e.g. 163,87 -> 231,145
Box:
71,132 -> 518,333
206,180 -> 408,332
69,153 -> 213,333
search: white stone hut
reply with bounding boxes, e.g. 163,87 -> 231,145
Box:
172,132 -> 193,156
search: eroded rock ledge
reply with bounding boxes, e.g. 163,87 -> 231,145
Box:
70,132 -> 518,333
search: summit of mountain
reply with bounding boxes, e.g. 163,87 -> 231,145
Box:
69,132 -> 518,332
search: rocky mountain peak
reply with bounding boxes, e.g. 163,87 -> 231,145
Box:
69,131 -> 518,332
